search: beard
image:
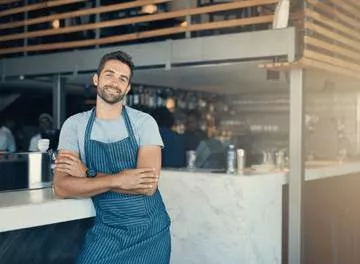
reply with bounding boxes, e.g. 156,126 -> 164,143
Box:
97,85 -> 126,105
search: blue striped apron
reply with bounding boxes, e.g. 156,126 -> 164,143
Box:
77,107 -> 171,264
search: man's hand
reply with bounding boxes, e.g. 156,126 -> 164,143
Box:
110,168 -> 158,195
55,152 -> 87,178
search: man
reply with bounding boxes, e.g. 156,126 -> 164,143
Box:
29,113 -> 57,151
53,51 -> 171,264
0,119 -> 16,152
184,109 -> 208,151
151,106 -> 185,168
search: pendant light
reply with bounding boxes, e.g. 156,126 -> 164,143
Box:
272,0 -> 290,29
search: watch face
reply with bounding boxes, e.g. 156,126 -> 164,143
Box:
87,169 -> 97,178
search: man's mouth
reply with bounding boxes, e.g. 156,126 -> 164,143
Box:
105,87 -> 120,94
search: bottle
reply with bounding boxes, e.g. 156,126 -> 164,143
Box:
227,144 -> 236,174
237,149 -> 245,174
275,150 -> 285,170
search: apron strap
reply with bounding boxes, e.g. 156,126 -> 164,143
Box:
84,106 -> 138,167
84,108 -> 96,167
123,106 -> 138,148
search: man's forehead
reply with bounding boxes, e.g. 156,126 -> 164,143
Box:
103,60 -> 130,74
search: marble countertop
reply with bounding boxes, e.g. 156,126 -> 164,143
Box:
1,162 -> 360,233
164,161 -> 360,182
0,188 -> 95,232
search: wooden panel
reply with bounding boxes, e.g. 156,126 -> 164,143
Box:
304,36 -> 360,62
0,0 -> 276,42
0,0 -> 88,18
0,15 -> 273,55
0,0 -> 171,30
304,49 -> 360,72
301,58 -> 360,80
305,9 -> 360,42
325,0 -> 360,21
307,0 -> 360,31
345,0 -> 360,10
283,173 -> 360,264
303,173 -> 360,264
304,21 -> 360,54
303,0 -> 360,80
258,61 -> 302,71
0,0 -> 21,5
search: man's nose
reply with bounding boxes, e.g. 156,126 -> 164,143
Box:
110,80 -> 120,87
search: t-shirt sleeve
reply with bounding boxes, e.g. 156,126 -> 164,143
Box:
138,115 -> 164,148
57,115 -> 80,153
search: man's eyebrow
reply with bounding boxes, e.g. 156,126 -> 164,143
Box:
103,69 -> 115,74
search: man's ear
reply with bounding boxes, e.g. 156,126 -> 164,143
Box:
92,74 -> 99,86
125,84 -> 131,94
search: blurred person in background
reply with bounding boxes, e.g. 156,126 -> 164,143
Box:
0,118 -> 16,152
184,109 -> 208,151
152,107 -> 186,168
29,113 -> 59,151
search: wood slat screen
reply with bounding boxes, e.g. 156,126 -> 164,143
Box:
303,0 -> 360,78
0,0 -> 277,56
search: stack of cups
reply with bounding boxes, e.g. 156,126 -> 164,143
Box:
37,139 -> 50,152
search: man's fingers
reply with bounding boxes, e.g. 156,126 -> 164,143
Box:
139,177 -> 158,184
137,184 -> 156,189
134,167 -> 156,174
55,164 -> 71,170
57,153 -> 77,161
55,167 -> 70,174
59,151 -> 79,157
136,170 -> 157,177
55,159 -> 73,166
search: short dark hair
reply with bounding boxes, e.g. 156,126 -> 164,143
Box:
151,107 -> 175,128
97,50 -> 135,81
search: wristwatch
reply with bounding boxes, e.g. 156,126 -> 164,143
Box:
86,168 -> 97,178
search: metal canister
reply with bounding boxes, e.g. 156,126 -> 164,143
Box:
186,150 -> 196,169
226,144 -> 236,174
237,149 -> 245,174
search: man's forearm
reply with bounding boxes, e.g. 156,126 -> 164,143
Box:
53,174 -> 113,198
96,172 -> 150,195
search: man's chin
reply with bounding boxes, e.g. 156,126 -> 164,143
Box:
101,97 -> 124,105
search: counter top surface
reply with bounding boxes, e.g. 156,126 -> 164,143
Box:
0,188 -> 94,232
1,162 -> 360,232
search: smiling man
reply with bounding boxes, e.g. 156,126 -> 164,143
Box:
53,51 -> 171,264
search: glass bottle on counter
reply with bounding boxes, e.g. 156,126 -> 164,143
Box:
226,144 -> 236,174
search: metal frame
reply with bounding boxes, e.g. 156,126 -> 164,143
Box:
52,75 -> 65,129
288,68 -> 305,264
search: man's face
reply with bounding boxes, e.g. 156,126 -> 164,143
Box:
93,60 -> 131,105
39,118 -> 52,132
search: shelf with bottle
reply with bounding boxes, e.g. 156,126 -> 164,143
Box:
230,94 -> 290,113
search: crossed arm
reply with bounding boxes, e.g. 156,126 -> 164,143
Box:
53,146 -> 161,199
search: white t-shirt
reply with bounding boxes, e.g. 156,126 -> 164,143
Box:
28,133 -> 41,152
0,126 -> 16,152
